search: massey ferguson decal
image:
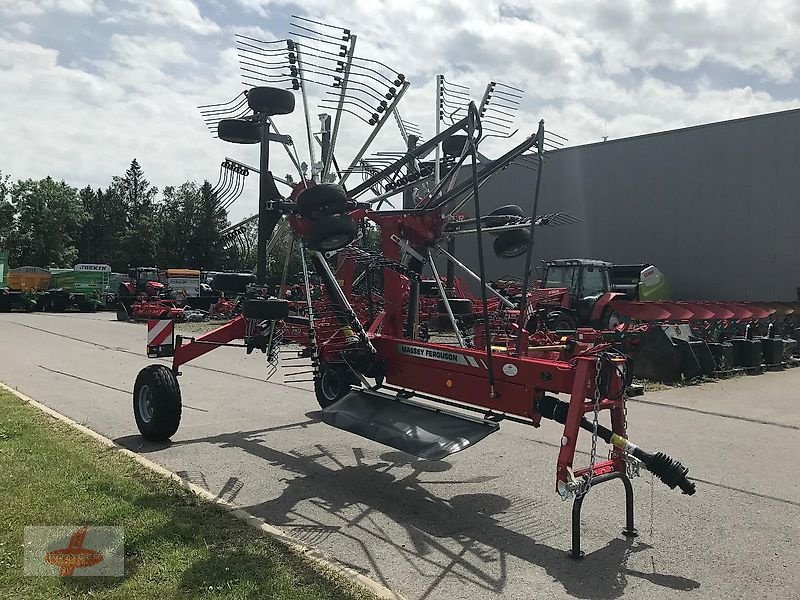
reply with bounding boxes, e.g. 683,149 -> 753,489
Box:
397,344 -> 485,368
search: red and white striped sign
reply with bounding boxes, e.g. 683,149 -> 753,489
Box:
147,319 -> 174,357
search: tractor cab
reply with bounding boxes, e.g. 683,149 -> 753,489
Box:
118,267 -> 165,303
129,267 -> 163,293
540,259 -> 620,329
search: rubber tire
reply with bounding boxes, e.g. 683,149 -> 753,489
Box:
493,229 -> 530,259
0,294 -> 11,313
486,204 -> 525,233
314,363 -> 352,409
442,134 -> 468,157
133,365 -> 182,441
437,298 -> 474,316
545,310 -> 577,331
242,298 -> 290,320
601,307 -> 624,330
50,295 -> 67,312
307,214 -> 357,251
217,118 -> 261,144
247,87 -> 296,116
116,304 -> 129,322
296,184 -> 349,219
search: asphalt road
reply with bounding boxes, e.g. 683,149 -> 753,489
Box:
2,311 -> 798,599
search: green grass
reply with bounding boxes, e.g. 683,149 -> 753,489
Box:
0,389 -> 375,600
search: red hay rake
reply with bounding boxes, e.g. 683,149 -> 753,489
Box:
131,18 -> 695,559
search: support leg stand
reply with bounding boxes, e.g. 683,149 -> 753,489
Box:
569,472 -> 636,560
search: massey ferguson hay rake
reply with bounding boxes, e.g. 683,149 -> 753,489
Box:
131,19 -> 694,558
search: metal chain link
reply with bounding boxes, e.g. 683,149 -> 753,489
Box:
578,357 -> 602,496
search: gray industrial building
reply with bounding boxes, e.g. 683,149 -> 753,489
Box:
455,107 -> 800,302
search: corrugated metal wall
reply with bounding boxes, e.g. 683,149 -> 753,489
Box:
451,108 -> 800,301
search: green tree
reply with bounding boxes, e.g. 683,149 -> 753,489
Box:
156,180 -> 229,269
0,170 -> 13,251
112,159 -> 159,266
9,176 -> 87,267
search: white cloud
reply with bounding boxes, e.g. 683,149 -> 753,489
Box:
0,0 -> 104,16
0,0 -> 798,222
103,0 -> 220,35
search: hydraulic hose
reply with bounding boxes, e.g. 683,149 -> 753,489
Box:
537,395 -> 696,495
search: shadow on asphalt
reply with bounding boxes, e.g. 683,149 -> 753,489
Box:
117,418 -> 701,600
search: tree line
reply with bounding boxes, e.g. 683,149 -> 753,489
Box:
0,159 -> 255,273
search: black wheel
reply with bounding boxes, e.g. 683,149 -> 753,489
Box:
296,184 -> 349,219
437,298 -> 474,316
314,363 -> 352,409
442,134 -> 468,157
50,295 -> 67,312
246,87 -> 296,116
133,365 -> 182,441
493,229 -> 530,259
545,310 -> 577,331
601,307 -> 624,330
486,204 -> 525,233
116,304 -> 129,322
217,118 -> 261,144
242,298 -> 290,320
0,294 -> 10,313
308,214 -> 357,251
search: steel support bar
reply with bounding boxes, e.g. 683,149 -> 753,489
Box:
436,244 -> 515,308
348,116 -> 469,198
172,316 -> 248,371
516,120 -> 546,353
339,80 -> 410,187
427,249 -> 466,348
322,34 -> 357,181
294,43 -> 317,181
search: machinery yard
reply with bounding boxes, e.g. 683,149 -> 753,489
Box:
3,7 -> 800,600
1,310 -> 798,600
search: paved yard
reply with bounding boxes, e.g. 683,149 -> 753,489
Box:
1,311 -> 798,599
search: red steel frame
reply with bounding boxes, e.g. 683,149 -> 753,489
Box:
169,207 -> 629,493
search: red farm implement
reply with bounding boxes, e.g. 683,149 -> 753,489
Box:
130,19 -> 695,559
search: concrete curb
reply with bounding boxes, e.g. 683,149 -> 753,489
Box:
0,381 -> 406,600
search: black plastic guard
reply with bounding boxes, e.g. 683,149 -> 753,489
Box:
321,390 -> 498,460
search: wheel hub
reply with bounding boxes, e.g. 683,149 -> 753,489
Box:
137,385 -> 154,424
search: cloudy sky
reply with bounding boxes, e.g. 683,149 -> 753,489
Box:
1,0 -> 798,221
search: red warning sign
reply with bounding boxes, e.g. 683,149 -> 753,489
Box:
147,319 -> 175,358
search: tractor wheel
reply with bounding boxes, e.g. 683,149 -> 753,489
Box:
314,363 -> 353,409
601,307 -> 625,330
246,86 -> 296,116
493,229 -> 530,259
0,294 -> 11,313
116,304 -> 129,322
133,365 -> 182,441
242,298 -> 290,320
217,118 -> 261,144
545,310 -> 577,332
50,295 -> 67,312
296,184 -> 349,219
486,204 -> 525,233
442,134 -> 468,157
307,214 -> 357,251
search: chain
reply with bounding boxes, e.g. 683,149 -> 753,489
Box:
577,357 -> 602,497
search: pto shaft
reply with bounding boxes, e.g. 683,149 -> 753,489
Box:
537,395 -> 696,495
